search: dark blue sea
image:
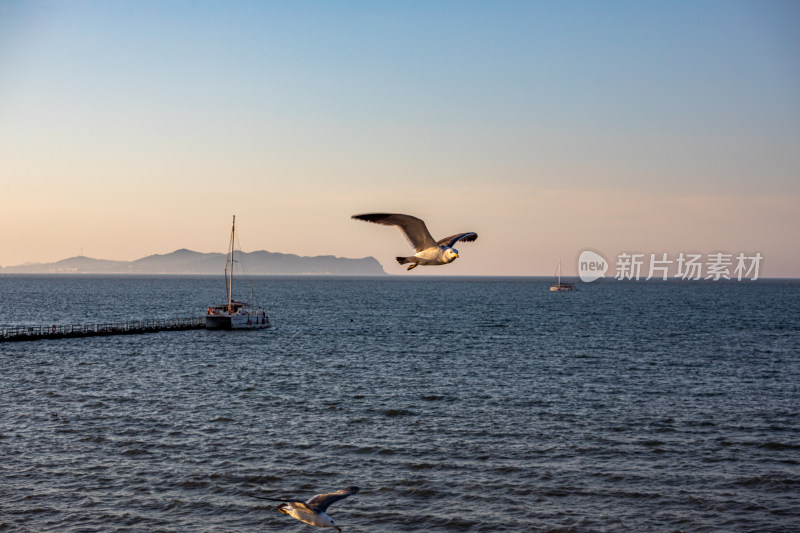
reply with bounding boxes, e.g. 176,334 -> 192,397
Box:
1,275 -> 798,532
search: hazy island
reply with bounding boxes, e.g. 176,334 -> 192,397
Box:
0,249 -> 386,276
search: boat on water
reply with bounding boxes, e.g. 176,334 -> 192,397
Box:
205,216 -> 270,330
550,258 -> 575,292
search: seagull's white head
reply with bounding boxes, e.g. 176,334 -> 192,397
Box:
443,247 -> 459,263
318,512 -> 338,530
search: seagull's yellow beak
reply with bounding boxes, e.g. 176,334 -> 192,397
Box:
454,252 -> 459,258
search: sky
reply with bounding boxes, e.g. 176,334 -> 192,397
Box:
1,0 -> 798,276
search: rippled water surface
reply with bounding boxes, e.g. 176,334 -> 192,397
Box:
1,276 -> 799,532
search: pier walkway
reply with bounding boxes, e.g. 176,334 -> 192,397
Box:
0,317 -> 205,342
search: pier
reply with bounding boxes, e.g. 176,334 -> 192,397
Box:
0,317 -> 206,342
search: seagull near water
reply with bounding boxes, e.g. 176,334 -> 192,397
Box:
352,213 -> 478,270
254,486 -> 360,531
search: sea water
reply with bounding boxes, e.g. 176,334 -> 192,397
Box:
1,275 -> 798,532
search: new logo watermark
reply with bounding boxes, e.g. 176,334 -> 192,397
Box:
578,251 -> 763,282
578,250 -> 608,282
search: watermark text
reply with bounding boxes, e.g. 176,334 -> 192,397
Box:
579,251 -> 762,282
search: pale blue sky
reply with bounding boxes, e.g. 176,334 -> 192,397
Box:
1,1 -> 798,275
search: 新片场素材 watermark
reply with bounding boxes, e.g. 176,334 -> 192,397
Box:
578,250 -> 762,282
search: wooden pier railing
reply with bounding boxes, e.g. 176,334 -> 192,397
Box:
0,317 -> 206,342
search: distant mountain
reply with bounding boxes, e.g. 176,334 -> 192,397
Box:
0,249 -> 386,275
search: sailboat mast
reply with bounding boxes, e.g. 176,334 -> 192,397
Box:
558,258 -> 562,285
227,215 -> 235,310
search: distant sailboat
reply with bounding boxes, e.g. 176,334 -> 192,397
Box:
550,258 -> 575,292
205,216 -> 270,329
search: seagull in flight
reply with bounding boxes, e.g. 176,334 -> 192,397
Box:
255,486 -> 360,531
352,213 -> 478,270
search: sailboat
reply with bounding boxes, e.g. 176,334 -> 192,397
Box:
205,216 -> 270,329
550,258 -> 575,292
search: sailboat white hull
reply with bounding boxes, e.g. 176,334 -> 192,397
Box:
205,312 -> 270,330
549,284 -> 575,292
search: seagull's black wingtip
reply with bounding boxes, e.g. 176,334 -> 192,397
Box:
352,213 -> 398,223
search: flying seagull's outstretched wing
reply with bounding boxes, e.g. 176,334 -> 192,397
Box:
437,232 -> 478,248
250,487 -> 360,513
352,213 -> 437,252
306,486 -> 360,513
